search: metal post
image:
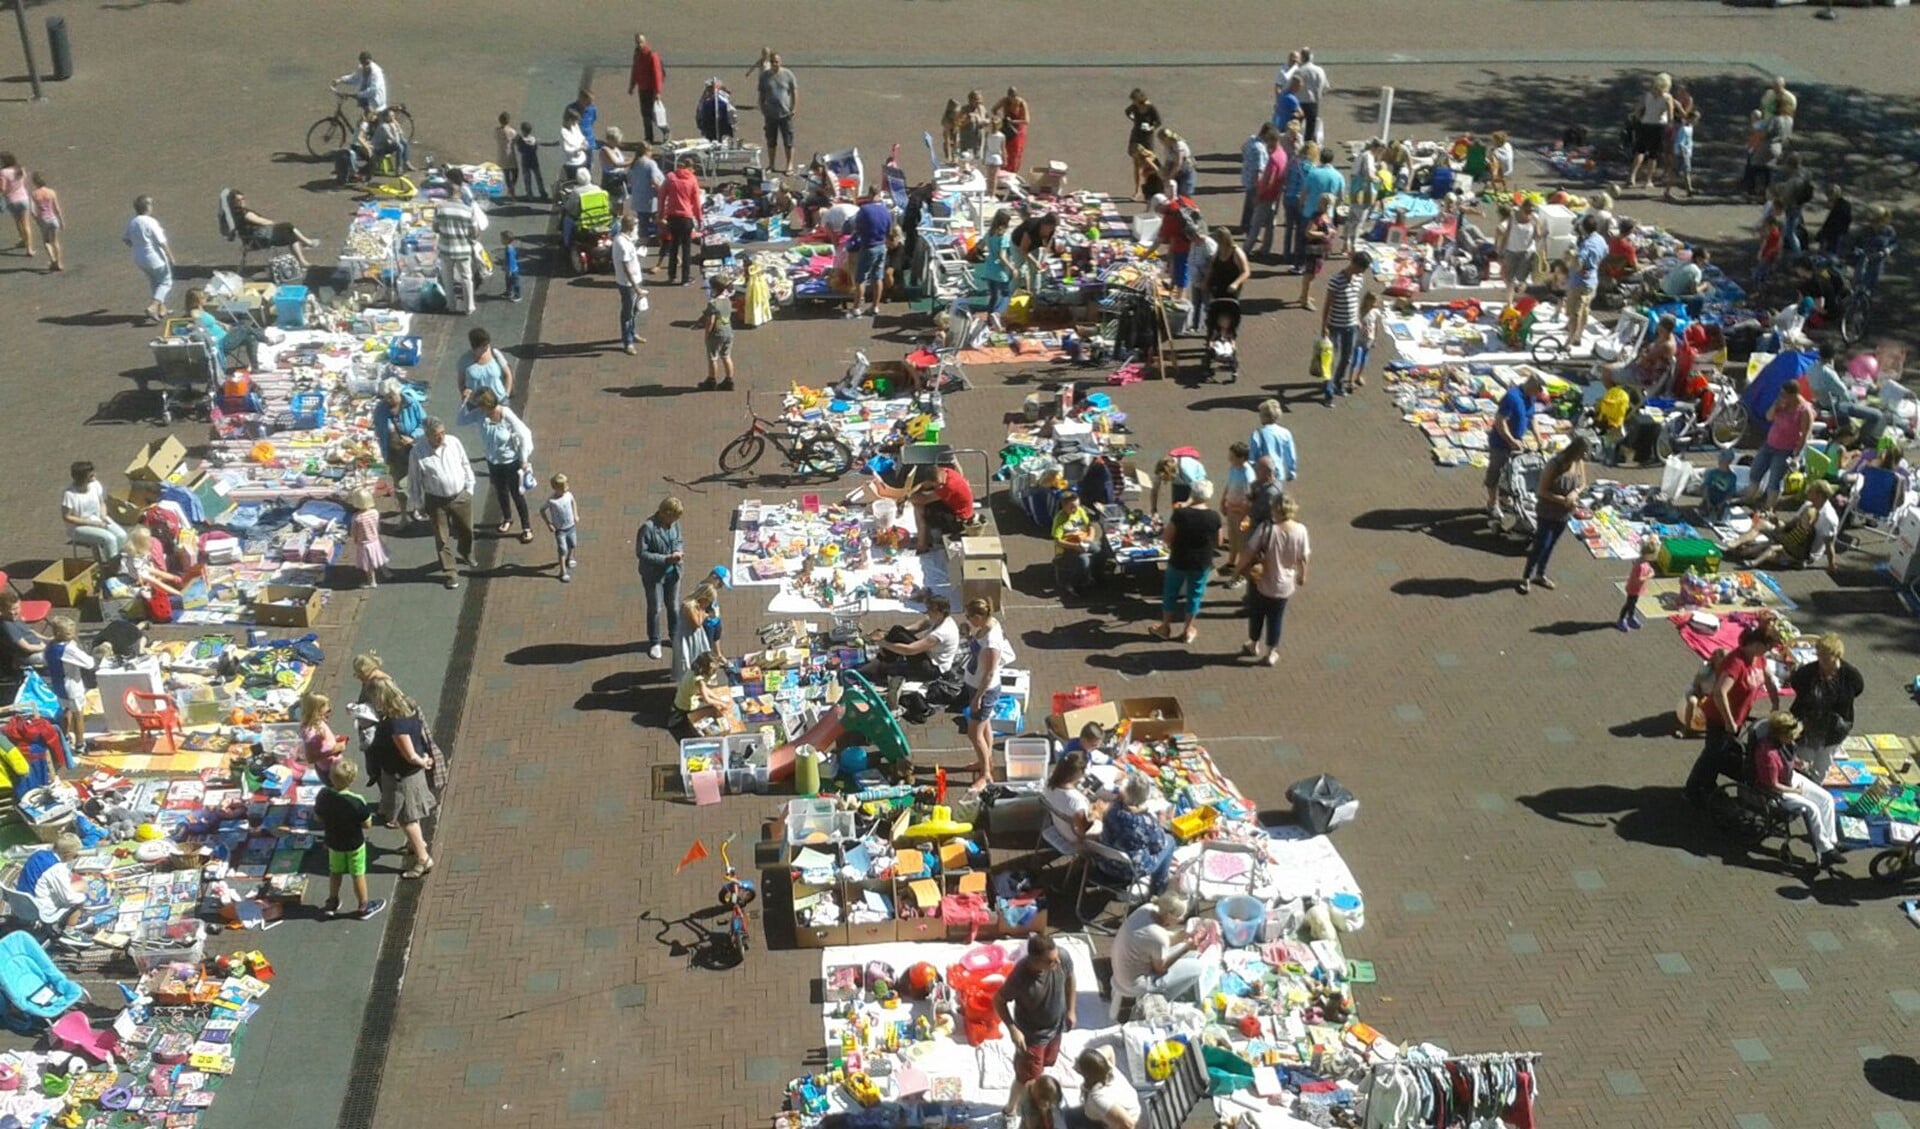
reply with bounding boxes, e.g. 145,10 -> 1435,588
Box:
11,0 -> 44,102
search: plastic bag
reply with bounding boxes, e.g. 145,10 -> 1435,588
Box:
1310,335 -> 1333,381
12,672 -> 61,721
1286,773 -> 1358,834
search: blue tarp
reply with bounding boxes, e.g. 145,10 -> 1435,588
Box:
1742,349 -> 1817,419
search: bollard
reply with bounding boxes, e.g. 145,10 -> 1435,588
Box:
45,17 -> 71,82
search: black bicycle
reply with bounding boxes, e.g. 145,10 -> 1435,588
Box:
307,91 -> 415,159
717,392 -> 855,479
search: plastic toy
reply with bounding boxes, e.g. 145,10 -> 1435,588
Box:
904,961 -> 940,998
844,1069 -> 882,1107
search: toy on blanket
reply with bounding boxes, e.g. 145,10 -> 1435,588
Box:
1679,568 -> 1765,609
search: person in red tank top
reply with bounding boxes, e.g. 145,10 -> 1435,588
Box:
909,464 -> 975,553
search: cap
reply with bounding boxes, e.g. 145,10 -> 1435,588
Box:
711,565 -> 733,588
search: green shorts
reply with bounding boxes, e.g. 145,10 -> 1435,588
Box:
329,844 -> 368,877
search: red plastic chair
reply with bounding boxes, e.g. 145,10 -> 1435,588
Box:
123,690 -> 181,753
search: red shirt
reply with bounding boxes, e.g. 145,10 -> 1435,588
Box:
1255,150 -> 1288,203
1712,652 -> 1767,729
659,169 -> 703,220
629,48 -> 664,95
932,468 -> 975,520
1749,740 -> 1792,790
1156,195 -> 1197,255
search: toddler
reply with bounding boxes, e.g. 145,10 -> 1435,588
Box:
347,488 -> 387,588
1487,130 -> 1514,192
1665,110 -> 1697,200
1617,538 -> 1659,631
541,473 -> 579,583
501,231 -> 522,302
1752,213 -> 1783,291
44,617 -> 93,754
1351,293 -> 1382,388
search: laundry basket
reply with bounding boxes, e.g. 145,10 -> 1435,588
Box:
1214,895 -> 1268,948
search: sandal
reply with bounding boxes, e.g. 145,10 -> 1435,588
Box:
402,860 -> 435,880
1148,624 -> 1172,640
496,521 -> 512,533
1182,627 -> 1198,644
518,529 -> 534,543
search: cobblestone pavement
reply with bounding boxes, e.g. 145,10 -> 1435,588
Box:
2,4 -> 1919,1129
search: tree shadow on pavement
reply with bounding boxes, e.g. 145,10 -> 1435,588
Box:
1380,67 -> 1920,344
1863,1055 -> 1920,1103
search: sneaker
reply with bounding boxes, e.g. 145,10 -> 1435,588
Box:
1615,619 -> 1631,632
356,899 -> 388,921
1261,650 -> 1280,667
1629,617 -> 1643,630
1536,576 -> 1557,591
566,557 -> 577,569
443,576 -> 461,590
560,572 -> 572,584
1240,640 -> 1258,657
1517,579 -> 1531,594
1819,849 -> 1846,867
322,897 -> 340,918
647,643 -> 663,660
1903,899 -> 1920,929
624,344 -> 638,356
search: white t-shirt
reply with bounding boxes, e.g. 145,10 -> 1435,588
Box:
61,482 -> 107,525
1042,785 -> 1090,847
1503,214 -> 1540,254
560,124 -> 589,166
1808,501 -> 1841,562
822,201 -> 860,235
124,214 -> 169,269
964,620 -> 1013,689
612,230 -> 646,287
1350,150 -> 1377,194
1295,62 -> 1329,105
52,642 -> 94,708
1110,904 -> 1178,995
541,493 -> 579,531
1083,1077 -> 1143,1125
982,132 -> 1006,169
925,616 -> 962,672
30,859 -> 82,925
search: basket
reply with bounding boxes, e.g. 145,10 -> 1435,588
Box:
1215,895 -> 1268,948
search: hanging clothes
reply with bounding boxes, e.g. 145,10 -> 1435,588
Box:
1502,1064 -> 1536,1129
741,261 -> 773,327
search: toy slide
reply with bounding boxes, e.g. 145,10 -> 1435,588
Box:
768,706 -> 846,784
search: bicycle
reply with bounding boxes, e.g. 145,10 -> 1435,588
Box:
307,91 -> 415,160
715,835 -> 757,960
717,392 -> 855,479
1838,282 -> 1874,346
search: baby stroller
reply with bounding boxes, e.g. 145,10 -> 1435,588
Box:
1200,297 -> 1241,384
696,78 -> 737,143
1495,450 -> 1546,539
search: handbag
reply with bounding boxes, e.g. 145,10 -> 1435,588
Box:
520,463 -> 538,494
412,708 -> 450,793
940,892 -> 993,940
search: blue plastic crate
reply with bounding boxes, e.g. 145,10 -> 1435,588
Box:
289,391 -> 327,430
273,285 -> 310,329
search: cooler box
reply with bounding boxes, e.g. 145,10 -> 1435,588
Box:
273,285 -> 310,329
1657,537 -> 1721,577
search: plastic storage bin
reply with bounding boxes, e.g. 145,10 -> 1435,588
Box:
678,737 -> 727,796
288,391 -> 327,430
1001,738 -> 1050,789
786,798 -> 854,846
273,285 -> 310,329
1215,895 -> 1268,948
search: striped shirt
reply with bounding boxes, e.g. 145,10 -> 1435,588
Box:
434,201 -> 478,260
1325,270 -> 1366,329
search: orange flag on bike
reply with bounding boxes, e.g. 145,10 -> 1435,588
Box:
675,839 -> 709,873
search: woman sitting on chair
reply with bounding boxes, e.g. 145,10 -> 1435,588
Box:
225,190 -> 318,267
1097,773 -> 1177,895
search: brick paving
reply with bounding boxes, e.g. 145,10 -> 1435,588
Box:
0,4 -> 1919,1129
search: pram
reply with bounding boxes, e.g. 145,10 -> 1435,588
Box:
696,78 -> 738,143
1199,297 -> 1241,384
1495,450 -> 1546,539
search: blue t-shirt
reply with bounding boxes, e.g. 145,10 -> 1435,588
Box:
851,201 -> 893,250
503,245 -> 521,275
1428,166 -> 1456,200
1491,386 -> 1534,452
1572,233 -> 1606,291
1303,165 -> 1346,219
975,232 -> 1013,283
1273,92 -> 1302,130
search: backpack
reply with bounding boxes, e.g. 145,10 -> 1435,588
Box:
1175,202 -> 1207,243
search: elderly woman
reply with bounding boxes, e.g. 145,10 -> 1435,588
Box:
372,378 -> 427,511
1788,634 -> 1863,782
224,189 -> 320,267
1111,892 -> 1206,1003
1236,495 -> 1310,666
367,677 -> 436,879
1750,710 -> 1843,866
474,390 -> 535,542
1098,774 -> 1177,894
636,497 -> 685,660
598,125 -> 632,196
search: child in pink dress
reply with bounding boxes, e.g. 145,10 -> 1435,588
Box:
347,488 -> 387,588
298,691 -> 347,780
1617,537 -> 1659,631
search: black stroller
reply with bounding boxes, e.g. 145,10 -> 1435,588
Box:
1200,297 -> 1241,383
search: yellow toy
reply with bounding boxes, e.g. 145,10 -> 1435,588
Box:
1145,1039 -> 1187,1082
843,1070 -> 882,1107
899,805 -> 973,840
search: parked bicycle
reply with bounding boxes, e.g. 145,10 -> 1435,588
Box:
717,392 -> 854,479
306,91 -> 415,160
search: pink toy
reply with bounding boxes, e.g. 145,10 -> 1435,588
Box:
49,1010 -> 121,1064
1849,354 -> 1880,382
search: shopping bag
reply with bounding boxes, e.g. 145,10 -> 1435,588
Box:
1660,454 -> 1700,501
12,672 -> 62,721
1309,336 -> 1333,382
520,464 -> 538,494
1286,773 -> 1358,834
652,99 -> 670,135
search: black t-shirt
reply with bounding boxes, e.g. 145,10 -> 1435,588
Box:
369,715 -> 428,779
1168,506 -> 1224,571
1126,103 -> 1162,149
1013,217 -> 1054,255
315,787 -> 373,852
2,621 -> 41,676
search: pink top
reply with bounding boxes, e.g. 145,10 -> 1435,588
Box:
29,187 -> 56,222
350,508 -> 381,545
1626,560 -> 1654,596
1765,397 -> 1812,451
0,167 -> 26,206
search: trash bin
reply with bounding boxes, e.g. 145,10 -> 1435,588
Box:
45,18 -> 71,82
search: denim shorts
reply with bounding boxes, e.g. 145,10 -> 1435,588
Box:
855,244 -> 887,284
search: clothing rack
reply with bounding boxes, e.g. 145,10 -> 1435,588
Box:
1370,1050 -> 1544,1069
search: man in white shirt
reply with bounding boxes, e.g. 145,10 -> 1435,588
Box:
335,52 -> 389,115
1294,47 -> 1331,144
408,419 -> 476,590
1109,893 -> 1208,1005
122,196 -> 174,325
611,213 -> 648,355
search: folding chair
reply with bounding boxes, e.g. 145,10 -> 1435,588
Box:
1074,837 -> 1144,936
1843,466 -> 1905,550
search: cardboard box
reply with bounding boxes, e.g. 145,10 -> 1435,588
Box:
126,435 -> 188,484
32,559 -> 98,608
793,885 -> 848,949
845,881 -> 899,945
1120,696 -> 1186,741
1049,700 -> 1121,741
251,585 -> 322,628
962,559 -> 1006,613
961,535 -> 1006,563
1032,161 -> 1069,194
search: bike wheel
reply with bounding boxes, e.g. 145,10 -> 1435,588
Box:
1869,847 -> 1918,884
1840,295 -> 1871,346
1708,401 -> 1748,448
391,106 -> 416,142
306,116 -> 347,160
718,433 -> 767,474
796,437 -> 853,479
1530,334 -> 1568,366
